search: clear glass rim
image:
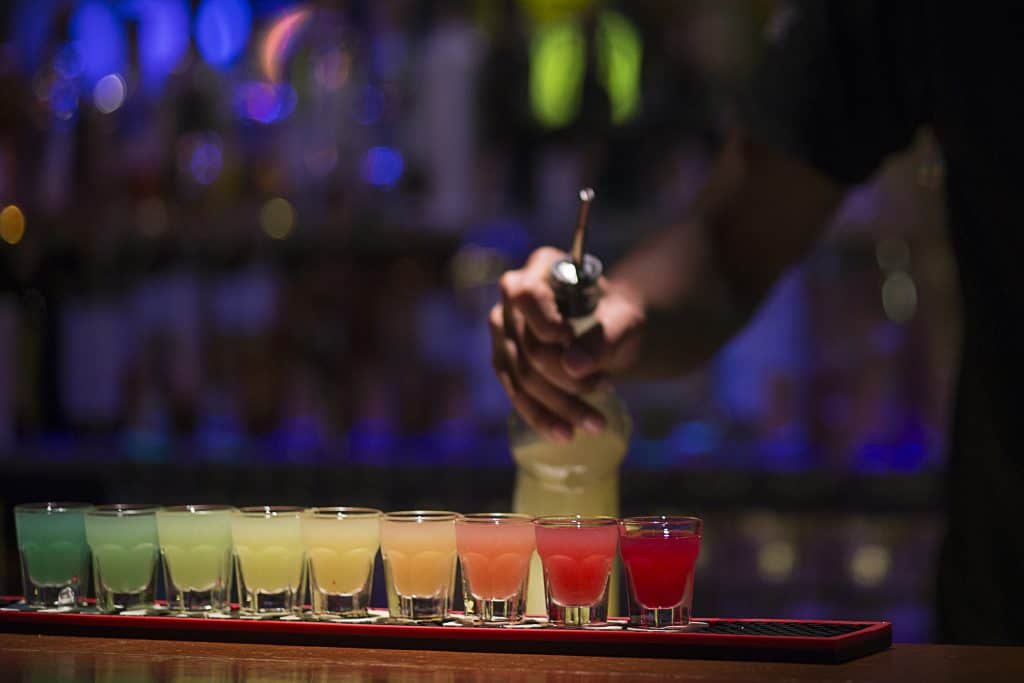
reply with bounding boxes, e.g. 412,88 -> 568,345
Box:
87,504 -> 161,516
159,504 -> 236,515
620,515 -> 702,534
307,506 -> 382,519
383,510 -> 460,522
237,505 -> 306,517
534,515 -> 619,528
15,502 -> 93,514
456,512 -> 534,525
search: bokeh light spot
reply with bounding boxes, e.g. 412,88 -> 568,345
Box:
235,81 -> 297,124
131,0 -> 191,90
1,205 -> 26,245
195,0 -> 252,68
259,6 -> 313,83
849,544 -> 891,588
177,132 -> 224,186
93,73 -> 127,114
757,540 -> 796,582
304,146 -> 338,177
70,1 -> 126,85
360,146 -> 404,187
260,197 -> 295,239
314,47 -> 351,91
882,271 -> 918,323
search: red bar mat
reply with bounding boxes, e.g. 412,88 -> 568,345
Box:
0,600 -> 891,664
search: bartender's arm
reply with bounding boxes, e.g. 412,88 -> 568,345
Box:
489,130 -> 844,441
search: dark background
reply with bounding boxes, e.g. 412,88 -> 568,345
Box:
0,0 -> 959,641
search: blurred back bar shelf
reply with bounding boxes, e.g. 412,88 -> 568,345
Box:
0,453 -> 941,515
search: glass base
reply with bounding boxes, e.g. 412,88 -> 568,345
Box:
96,588 -> 157,613
311,591 -> 371,619
629,605 -> 690,629
239,588 -> 299,615
20,555 -> 88,608
546,601 -> 608,627
390,595 -> 448,623
20,582 -> 86,609
467,597 -> 525,624
168,587 -> 230,615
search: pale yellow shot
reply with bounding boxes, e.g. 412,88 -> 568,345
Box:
231,507 -> 304,594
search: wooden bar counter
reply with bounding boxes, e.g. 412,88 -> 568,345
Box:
3,633 -> 1023,682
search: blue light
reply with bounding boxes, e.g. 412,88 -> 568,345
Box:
234,81 -> 297,124
360,146 -> 404,187
195,0 -> 252,68
70,1 -> 127,86
124,0 -> 190,90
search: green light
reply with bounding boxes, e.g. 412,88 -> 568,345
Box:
529,20 -> 586,129
596,10 -> 642,124
528,10 -> 642,129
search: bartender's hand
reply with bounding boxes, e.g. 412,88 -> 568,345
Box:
490,247 -> 645,442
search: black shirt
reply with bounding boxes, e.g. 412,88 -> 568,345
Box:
743,1 -> 1024,644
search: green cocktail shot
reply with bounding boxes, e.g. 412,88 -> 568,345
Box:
85,504 -> 161,613
14,502 -> 93,607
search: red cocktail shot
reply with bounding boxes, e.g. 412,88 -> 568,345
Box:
619,516 -> 702,629
534,516 -> 619,627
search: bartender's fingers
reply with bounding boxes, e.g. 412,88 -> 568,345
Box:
498,248 -> 572,346
513,353 -> 607,435
490,304 -> 573,442
562,286 -> 645,379
520,325 -> 609,395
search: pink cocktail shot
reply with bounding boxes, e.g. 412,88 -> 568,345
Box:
619,515 -> 702,629
534,516 -> 619,627
455,513 -> 535,624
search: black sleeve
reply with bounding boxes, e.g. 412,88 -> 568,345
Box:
739,0 -> 927,186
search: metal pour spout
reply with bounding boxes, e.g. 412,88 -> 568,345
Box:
570,188 -> 595,267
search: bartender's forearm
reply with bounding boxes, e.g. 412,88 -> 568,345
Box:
609,130 -> 844,378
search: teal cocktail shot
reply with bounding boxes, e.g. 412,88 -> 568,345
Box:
14,502 -> 93,607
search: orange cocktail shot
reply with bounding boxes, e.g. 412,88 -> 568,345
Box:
455,513 -> 535,624
380,511 -> 459,622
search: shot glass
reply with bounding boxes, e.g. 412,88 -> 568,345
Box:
380,510 -> 459,622
232,506 -> 305,615
455,513 -> 534,624
619,515 -> 702,629
84,504 -> 162,613
534,516 -> 619,627
156,505 -> 235,615
301,507 -> 381,619
14,502 -> 93,608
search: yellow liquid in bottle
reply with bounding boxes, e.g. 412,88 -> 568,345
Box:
511,395 -> 629,615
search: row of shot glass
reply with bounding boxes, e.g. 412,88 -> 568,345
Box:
14,503 -> 702,628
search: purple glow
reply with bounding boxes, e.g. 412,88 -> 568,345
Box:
235,81 -> 297,124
